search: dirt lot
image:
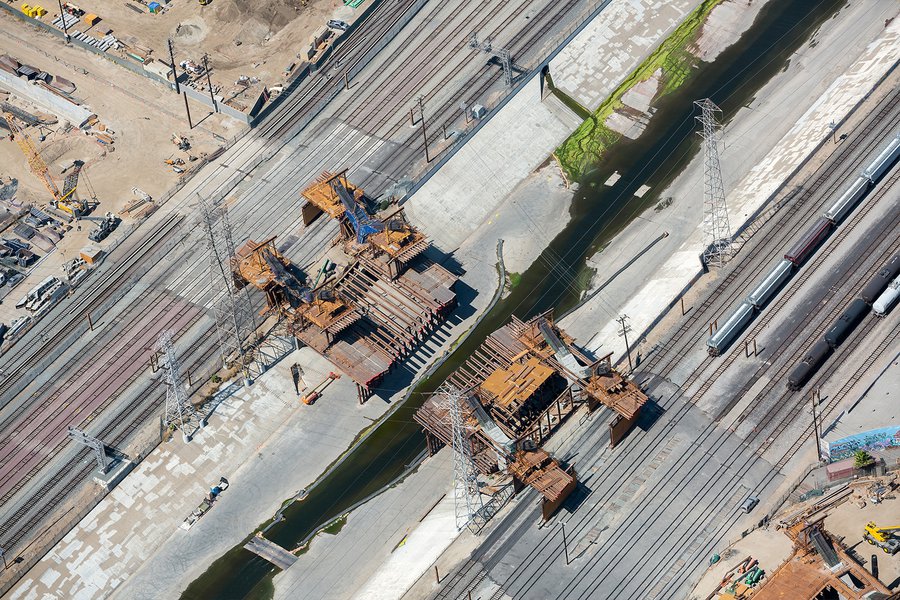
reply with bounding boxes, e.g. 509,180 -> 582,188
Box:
52,0 -> 362,106
825,488 -> 900,589
0,13 -> 235,325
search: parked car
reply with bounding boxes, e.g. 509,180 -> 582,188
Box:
327,19 -> 349,31
740,495 -> 760,513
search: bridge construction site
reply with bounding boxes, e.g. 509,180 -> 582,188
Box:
232,170 -> 458,403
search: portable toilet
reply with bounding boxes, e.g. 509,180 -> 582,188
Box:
148,2 -> 160,13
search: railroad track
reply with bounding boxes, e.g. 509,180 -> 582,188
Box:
772,322 -> 900,471
0,0 -> 591,560
435,135 -> 900,600
637,86 -> 900,379
696,167 -> 900,414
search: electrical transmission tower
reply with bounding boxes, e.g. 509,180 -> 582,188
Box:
158,331 -> 201,442
199,196 -> 257,380
67,426 -> 111,473
469,32 -> 513,87
695,98 -> 733,268
442,384 -> 484,531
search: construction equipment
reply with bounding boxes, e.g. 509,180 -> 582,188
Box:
864,522 -> 900,554
301,372 -> 340,405
86,212 -> 120,242
172,134 -> 191,151
3,112 -> 87,217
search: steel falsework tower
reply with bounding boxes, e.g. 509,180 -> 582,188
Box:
443,384 -> 484,531
159,330 -> 201,442
199,195 -> 257,379
695,98 -> 733,268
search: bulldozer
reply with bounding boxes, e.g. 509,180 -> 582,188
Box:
863,522 -> 900,554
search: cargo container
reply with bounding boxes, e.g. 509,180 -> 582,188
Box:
873,274 -> 900,316
787,340 -> 831,390
861,255 -> 900,304
706,301 -> 754,356
824,176 -> 868,224
784,217 -> 832,266
747,259 -> 793,309
824,298 -> 869,348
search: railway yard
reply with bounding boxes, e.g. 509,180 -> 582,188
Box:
1,0 -> 900,599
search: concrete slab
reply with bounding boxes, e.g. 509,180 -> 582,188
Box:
562,5 -> 900,362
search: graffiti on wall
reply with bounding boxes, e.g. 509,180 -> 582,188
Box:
824,426 -> 900,461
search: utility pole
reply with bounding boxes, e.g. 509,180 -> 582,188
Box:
167,38 -> 181,94
560,521 -> 570,565
417,96 -> 430,163
199,195 -> 257,382
183,93 -> 193,129
202,54 -> 218,113
56,0 -> 70,43
616,315 -> 633,373
811,388 -> 821,461
444,384 -> 483,531
695,98 -> 732,268
158,330 -> 201,443
67,426 -> 111,472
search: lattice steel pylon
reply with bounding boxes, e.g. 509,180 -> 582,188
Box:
199,195 -> 257,380
442,384 -> 484,531
158,331 -> 201,442
695,98 -> 733,268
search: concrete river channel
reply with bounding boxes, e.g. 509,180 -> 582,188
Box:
183,1 -> 847,597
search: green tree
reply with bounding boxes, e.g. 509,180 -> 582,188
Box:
854,450 -> 874,469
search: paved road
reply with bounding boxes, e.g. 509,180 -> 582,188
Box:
428,87 -> 900,600
0,0 -> 605,567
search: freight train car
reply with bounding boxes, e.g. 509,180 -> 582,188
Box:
873,274 -> 900,316
788,340 -> 832,391
862,131 -> 900,182
706,301 -> 754,356
861,255 -> 900,304
824,177 -> 868,224
784,217 -> 832,266
747,259 -> 793,309
824,298 -> 870,349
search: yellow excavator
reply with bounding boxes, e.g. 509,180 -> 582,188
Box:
3,111 -> 87,218
863,522 -> 900,554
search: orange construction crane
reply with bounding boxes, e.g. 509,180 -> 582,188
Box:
3,111 -> 86,217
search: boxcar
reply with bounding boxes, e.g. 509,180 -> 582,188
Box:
784,217 -> 832,266
747,259 -> 793,309
707,301 -> 754,356
824,298 -> 870,349
788,339 -> 832,390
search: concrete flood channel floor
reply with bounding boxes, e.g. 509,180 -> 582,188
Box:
172,1 -> 868,598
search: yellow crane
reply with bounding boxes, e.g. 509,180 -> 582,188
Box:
863,522 -> 900,554
3,111 -> 86,218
